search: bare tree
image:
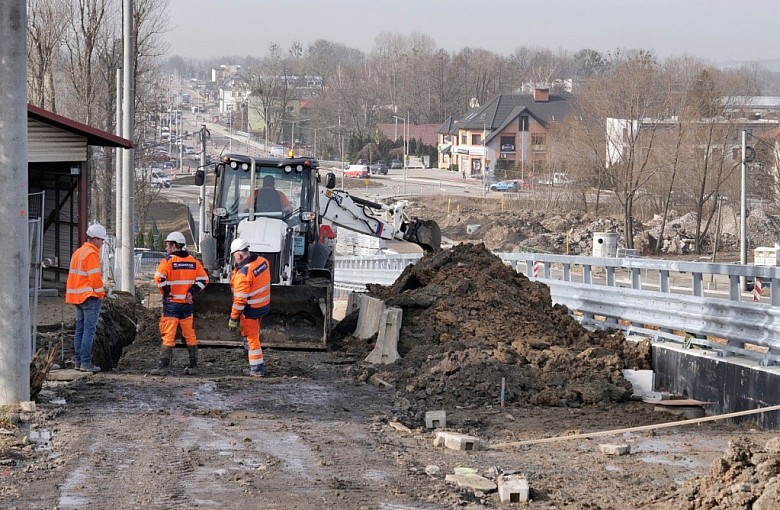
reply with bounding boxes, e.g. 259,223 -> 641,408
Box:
27,0 -> 68,110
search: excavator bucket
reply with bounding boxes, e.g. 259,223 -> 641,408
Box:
193,281 -> 332,350
403,219 -> 442,252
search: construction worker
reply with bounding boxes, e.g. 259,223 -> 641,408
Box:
152,231 -> 209,375
228,238 -> 271,376
65,223 -> 107,373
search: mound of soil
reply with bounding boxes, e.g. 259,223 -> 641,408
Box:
646,437 -> 780,509
335,243 -> 651,420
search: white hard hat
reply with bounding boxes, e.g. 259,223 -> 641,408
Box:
86,223 -> 107,240
165,231 -> 187,246
230,238 -> 251,254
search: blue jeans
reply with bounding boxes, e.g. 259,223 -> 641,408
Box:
74,297 -> 103,366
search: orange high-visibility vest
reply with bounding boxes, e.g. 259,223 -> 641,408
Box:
154,251 -> 209,303
230,254 -> 271,319
65,242 -> 105,304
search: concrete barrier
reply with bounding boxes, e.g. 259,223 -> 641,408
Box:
365,307 -> 402,364
354,295 -> 384,339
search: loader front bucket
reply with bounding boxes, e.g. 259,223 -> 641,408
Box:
193,281 -> 331,350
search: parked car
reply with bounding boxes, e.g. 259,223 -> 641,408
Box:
489,180 -> 519,192
370,160 -> 388,175
150,169 -> 172,188
344,164 -> 370,178
162,160 -> 176,170
390,159 -> 403,169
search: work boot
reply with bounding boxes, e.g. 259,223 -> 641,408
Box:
78,362 -> 101,373
249,364 -> 265,377
150,346 -> 173,375
184,346 -> 198,375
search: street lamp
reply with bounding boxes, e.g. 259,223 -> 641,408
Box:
392,114 -> 408,194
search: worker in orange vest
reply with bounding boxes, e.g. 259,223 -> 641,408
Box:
152,231 -> 209,375
65,223 -> 107,373
228,238 -> 271,376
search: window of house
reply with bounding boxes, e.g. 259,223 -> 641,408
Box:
519,116 -> 529,131
732,147 -> 740,161
471,133 -> 482,145
531,134 -> 546,151
461,134 -> 467,145
499,136 -> 516,153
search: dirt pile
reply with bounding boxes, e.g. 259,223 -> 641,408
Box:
646,437 -> 780,509
337,243 -> 651,420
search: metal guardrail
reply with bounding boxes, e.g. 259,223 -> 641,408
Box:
334,252 -> 780,364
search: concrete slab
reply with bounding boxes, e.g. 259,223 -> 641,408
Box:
445,472 -> 496,493
498,474 -> 530,503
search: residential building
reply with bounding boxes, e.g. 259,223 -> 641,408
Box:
437,88 -> 573,179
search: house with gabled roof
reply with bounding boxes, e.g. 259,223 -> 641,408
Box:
437,88 -> 573,179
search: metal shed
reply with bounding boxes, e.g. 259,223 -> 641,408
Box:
26,104 -> 132,282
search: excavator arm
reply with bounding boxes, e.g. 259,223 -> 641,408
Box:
318,187 -> 441,252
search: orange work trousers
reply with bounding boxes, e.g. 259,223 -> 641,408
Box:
160,315 -> 197,347
240,317 -> 264,367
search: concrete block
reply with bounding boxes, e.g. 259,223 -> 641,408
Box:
498,474 -> 530,503
354,295 -> 385,339
425,410 -> 447,429
599,443 -> 631,456
622,369 -> 655,397
434,431 -> 482,451
365,307 -> 402,364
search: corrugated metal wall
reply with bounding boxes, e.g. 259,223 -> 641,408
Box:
28,119 -> 88,163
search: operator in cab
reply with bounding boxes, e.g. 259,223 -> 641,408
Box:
249,175 -> 293,214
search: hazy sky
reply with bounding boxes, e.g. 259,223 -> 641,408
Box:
166,0 -> 780,64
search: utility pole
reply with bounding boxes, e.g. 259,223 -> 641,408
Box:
0,0 -> 32,404
740,129 -> 747,291
120,0 -> 136,294
114,68 -> 123,287
198,124 -> 208,251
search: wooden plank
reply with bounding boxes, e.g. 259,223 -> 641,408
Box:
46,369 -> 91,381
489,403 -> 780,449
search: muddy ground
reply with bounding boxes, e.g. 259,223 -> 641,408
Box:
3,194 -> 780,509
